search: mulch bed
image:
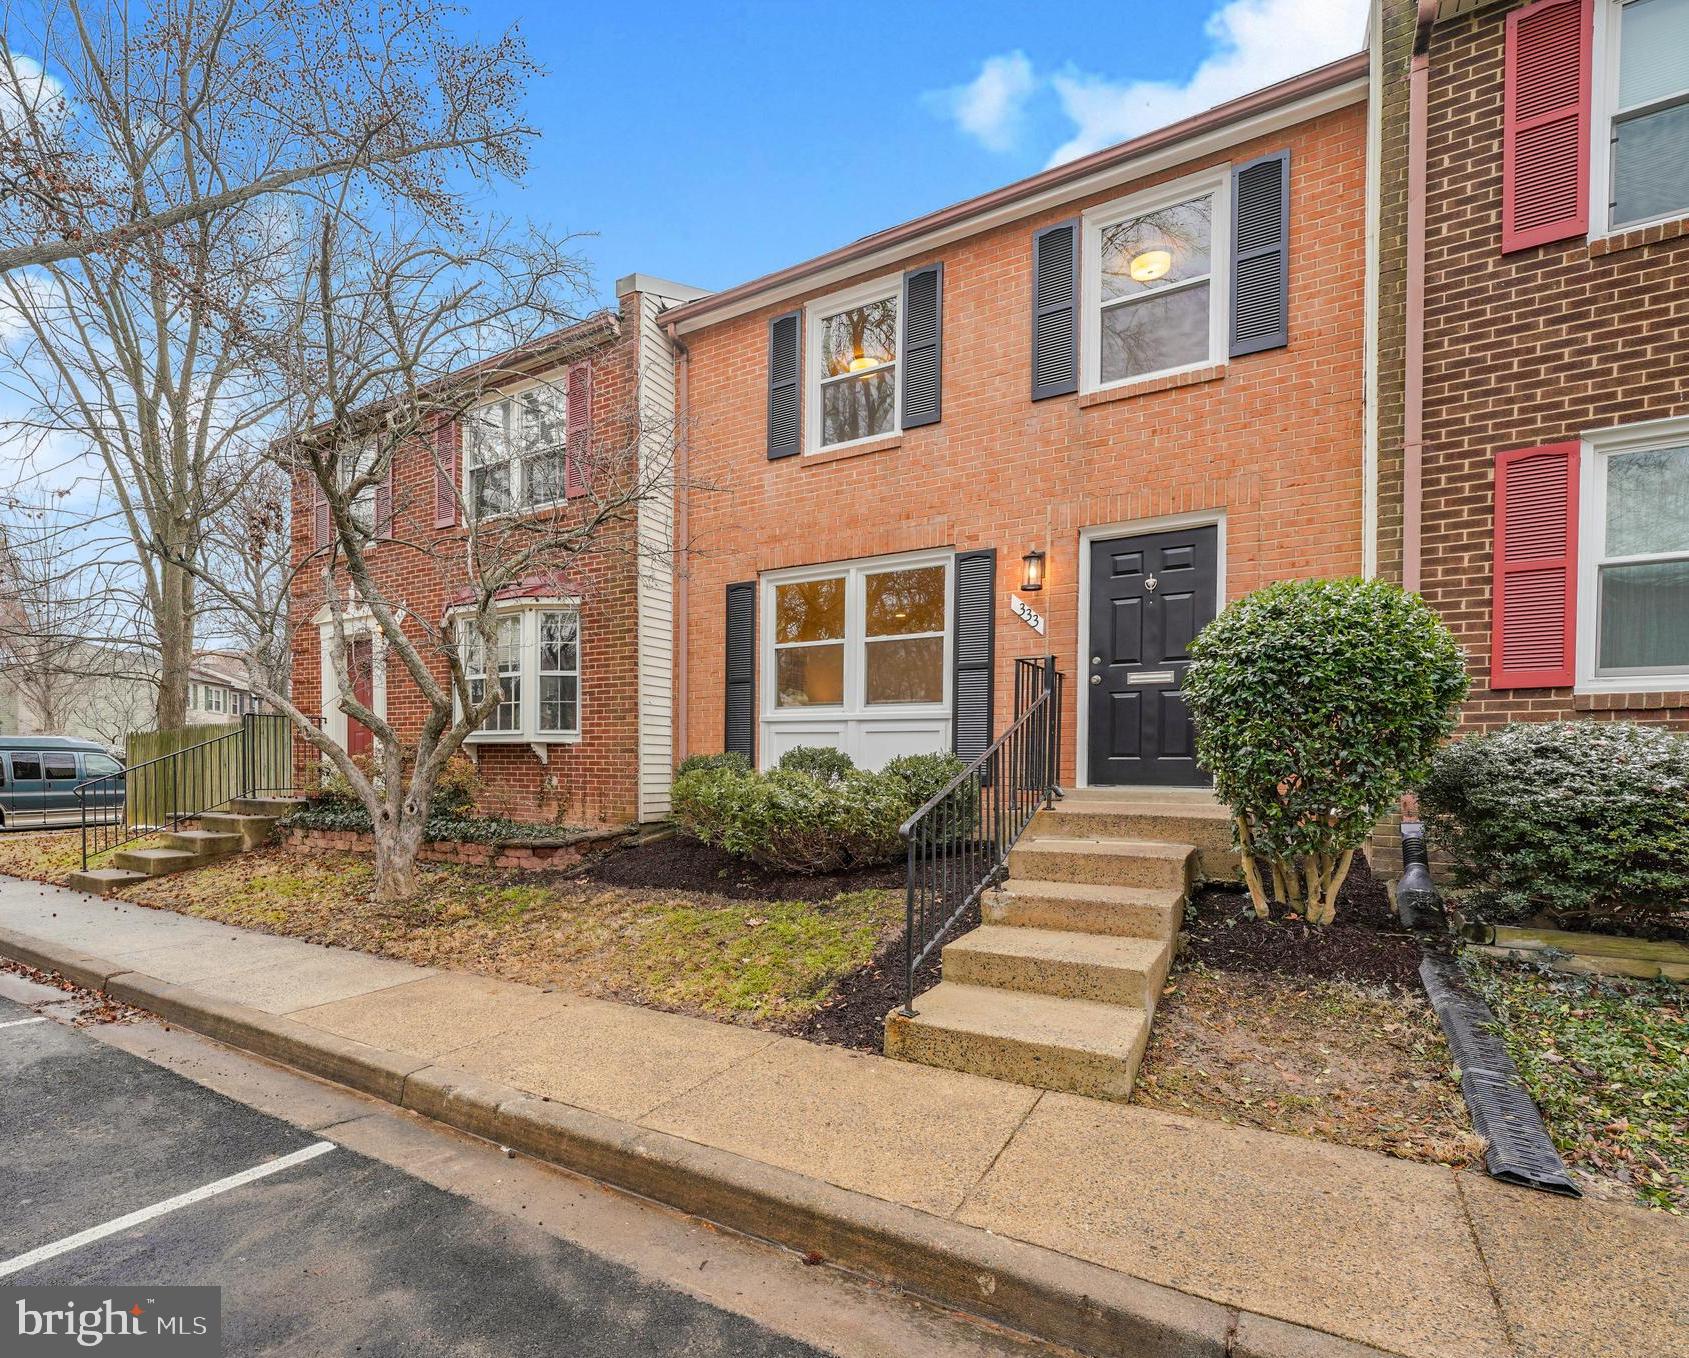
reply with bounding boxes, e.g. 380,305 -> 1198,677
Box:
575,831 -> 902,904
1183,856 -> 1429,992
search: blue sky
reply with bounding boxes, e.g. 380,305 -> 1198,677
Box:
458,0 -> 1370,307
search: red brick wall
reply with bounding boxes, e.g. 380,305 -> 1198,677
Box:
678,104 -> 1370,783
1418,4 -> 1689,731
288,312 -> 646,826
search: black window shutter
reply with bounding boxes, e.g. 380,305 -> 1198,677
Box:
900,263 -> 943,429
1231,150 -> 1290,356
1030,222 -> 1078,400
951,550 -> 996,761
724,581 -> 756,760
766,311 -> 801,459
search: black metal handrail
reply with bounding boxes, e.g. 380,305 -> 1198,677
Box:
898,655 -> 1064,1015
76,713 -> 318,870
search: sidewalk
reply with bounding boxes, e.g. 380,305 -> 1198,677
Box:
1,873 -> 1682,1358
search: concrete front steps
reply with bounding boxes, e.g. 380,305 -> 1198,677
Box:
886,788 -> 1232,1102
68,797 -> 301,896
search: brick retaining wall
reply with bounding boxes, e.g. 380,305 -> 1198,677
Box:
285,826 -> 590,872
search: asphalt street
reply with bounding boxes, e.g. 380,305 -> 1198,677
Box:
0,985 -> 1046,1358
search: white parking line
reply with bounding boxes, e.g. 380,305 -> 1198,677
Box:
0,1141 -> 335,1279
0,1016 -> 49,1030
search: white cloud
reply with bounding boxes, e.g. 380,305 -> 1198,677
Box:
924,50 -> 1037,153
1045,0 -> 1369,165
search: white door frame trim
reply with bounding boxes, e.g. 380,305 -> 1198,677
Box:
1075,510 -> 1227,789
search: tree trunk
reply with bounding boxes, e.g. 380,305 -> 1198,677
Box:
371,807 -> 427,902
154,557 -> 195,730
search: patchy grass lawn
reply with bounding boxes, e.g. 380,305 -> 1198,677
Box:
119,846 -> 903,1028
1463,954 -> 1687,1212
1134,962 -> 1483,1167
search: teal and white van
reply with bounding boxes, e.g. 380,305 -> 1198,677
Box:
0,736 -> 125,829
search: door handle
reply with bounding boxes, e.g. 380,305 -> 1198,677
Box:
1090,674 -> 1102,685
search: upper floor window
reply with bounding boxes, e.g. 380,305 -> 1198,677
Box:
457,604 -> 581,740
1602,0 -> 1689,229
1083,170 -> 1228,391
465,386 -> 568,520
807,281 -> 898,452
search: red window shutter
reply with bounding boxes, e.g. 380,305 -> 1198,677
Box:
311,474 -> 330,549
1492,442 -> 1579,689
565,362 -> 591,498
1502,0 -> 1592,253
433,419 -> 459,528
374,458 -> 394,538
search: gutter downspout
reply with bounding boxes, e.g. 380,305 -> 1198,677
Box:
1403,0 -> 1437,594
665,319 -> 690,764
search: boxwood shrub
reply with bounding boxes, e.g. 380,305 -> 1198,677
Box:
1420,721 -> 1689,931
776,745 -> 856,783
1182,576 -> 1468,923
671,762 -> 907,874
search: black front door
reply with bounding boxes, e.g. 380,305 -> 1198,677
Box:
1086,526 -> 1218,786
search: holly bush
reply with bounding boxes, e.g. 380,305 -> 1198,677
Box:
1182,577 -> 1468,922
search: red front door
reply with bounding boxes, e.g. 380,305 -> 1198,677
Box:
347,638 -> 374,757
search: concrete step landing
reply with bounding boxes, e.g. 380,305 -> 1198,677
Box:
65,866 -> 151,897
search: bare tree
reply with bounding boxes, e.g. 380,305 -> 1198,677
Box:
0,0 -> 534,275
183,212 -> 676,901
0,0 -> 539,728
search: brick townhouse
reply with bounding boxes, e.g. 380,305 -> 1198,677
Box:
662,54 -> 1372,788
1373,0 -> 1689,732
288,275 -> 703,825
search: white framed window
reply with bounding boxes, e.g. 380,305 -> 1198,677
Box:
1578,417 -> 1689,690
203,684 -> 227,715
456,602 -> 582,742
805,278 -> 899,453
1082,167 -> 1230,393
760,550 -> 952,769
1593,0 -> 1689,235
464,383 -> 569,520
338,440 -> 380,531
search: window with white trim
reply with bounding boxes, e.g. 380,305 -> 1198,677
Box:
464,385 -> 569,520
341,440 -> 379,531
203,684 -> 227,715
1084,171 -> 1228,390
766,556 -> 949,710
1587,434 -> 1689,680
806,281 -> 898,451
457,604 -> 581,740
1601,0 -> 1689,230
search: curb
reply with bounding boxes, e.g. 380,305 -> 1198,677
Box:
0,925 -> 1403,1358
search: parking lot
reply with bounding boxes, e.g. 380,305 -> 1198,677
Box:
0,981 -> 1042,1358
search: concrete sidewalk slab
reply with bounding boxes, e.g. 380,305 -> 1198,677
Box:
294,973 -> 566,1060
953,1093 -> 1513,1358
441,992 -> 779,1122
1457,1173 -> 1689,1358
644,1036 -> 1042,1217
182,945 -> 432,1014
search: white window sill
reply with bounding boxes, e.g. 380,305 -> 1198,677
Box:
764,704 -> 949,721
464,732 -> 581,745
1573,676 -> 1689,696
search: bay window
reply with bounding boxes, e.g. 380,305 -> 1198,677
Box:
807,281 -> 898,451
1084,170 -> 1227,390
465,384 -> 569,519
762,553 -> 951,768
1599,0 -> 1689,231
458,604 -> 581,741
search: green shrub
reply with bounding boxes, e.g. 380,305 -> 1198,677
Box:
882,752 -> 966,809
776,745 -> 856,783
429,753 -> 481,816
676,751 -> 752,777
671,764 -> 906,874
1182,577 -> 1468,924
1421,721 -> 1689,930
283,799 -> 560,845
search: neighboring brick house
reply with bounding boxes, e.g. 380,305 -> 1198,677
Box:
663,55 -> 1371,787
1373,0 -> 1689,732
287,274 -> 703,826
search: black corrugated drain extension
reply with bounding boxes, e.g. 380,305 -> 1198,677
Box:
1419,955 -> 1581,1197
